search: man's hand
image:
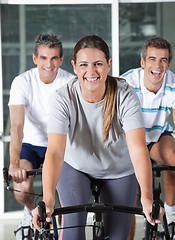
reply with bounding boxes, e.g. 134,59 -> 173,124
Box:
9,164 -> 27,183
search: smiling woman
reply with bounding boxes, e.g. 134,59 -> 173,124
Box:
71,48 -> 112,103
32,35 -> 163,240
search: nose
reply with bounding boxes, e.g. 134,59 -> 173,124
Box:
46,59 -> 52,67
154,60 -> 163,68
87,64 -> 96,75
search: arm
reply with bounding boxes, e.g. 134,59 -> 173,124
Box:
126,127 -> 164,225
33,133 -> 67,230
172,108 -> 175,125
9,105 -> 26,183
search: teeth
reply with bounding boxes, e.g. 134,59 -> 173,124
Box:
86,77 -> 98,81
44,68 -> 53,71
152,70 -> 161,74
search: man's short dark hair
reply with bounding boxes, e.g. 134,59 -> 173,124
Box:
141,37 -> 172,63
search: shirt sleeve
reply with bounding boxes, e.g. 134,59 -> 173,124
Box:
47,90 -> 70,135
8,76 -> 28,106
118,83 -> 145,133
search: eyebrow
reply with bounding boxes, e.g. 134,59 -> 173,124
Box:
39,55 -> 59,59
78,60 -> 104,63
149,56 -> 168,61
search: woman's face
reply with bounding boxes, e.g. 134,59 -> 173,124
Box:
72,48 -> 112,102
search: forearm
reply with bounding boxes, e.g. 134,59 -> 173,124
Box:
42,152 -> 63,208
132,146 -> 153,201
126,128 -> 153,202
172,108 -> 175,125
9,126 -> 23,167
9,105 -> 25,168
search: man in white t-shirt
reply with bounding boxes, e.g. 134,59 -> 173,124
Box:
8,33 -> 74,240
121,37 -> 175,239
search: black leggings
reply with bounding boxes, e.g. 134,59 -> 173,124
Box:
57,162 -> 137,240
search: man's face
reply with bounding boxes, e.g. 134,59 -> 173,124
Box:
33,45 -> 64,84
141,47 -> 170,93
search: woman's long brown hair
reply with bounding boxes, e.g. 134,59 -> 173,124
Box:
103,75 -> 118,142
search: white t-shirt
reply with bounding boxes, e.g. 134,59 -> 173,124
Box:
121,68 -> 175,144
48,78 -> 144,179
8,67 -> 75,147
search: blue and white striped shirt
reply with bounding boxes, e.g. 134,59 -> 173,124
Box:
121,68 -> 175,144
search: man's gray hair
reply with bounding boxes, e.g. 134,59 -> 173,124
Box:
34,33 -> 63,58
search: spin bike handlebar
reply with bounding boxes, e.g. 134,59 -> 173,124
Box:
152,164 -> 175,173
3,167 -> 42,184
37,201 -> 144,223
3,167 -> 42,192
37,200 -> 162,238
151,200 -> 160,220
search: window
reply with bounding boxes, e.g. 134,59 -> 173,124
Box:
1,3 -> 111,212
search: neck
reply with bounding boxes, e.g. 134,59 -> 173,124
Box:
81,88 -> 105,103
144,80 -> 162,94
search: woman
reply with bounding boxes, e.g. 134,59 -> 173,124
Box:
33,35 -> 163,239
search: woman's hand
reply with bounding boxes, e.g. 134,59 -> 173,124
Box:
141,197 -> 164,225
32,203 -> 54,231
32,207 -> 42,231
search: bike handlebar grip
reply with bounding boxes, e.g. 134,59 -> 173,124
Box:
151,201 -> 160,220
3,167 -> 10,183
38,201 -> 46,222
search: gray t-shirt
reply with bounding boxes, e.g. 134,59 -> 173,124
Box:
48,78 -> 144,179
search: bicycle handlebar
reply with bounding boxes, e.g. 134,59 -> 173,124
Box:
38,201 -> 47,233
3,167 -> 42,184
151,200 -> 160,220
52,202 -> 144,216
37,200 -> 161,238
152,163 -> 175,172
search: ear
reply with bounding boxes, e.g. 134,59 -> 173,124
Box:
167,62 -> 171,70
71,60 -> 77,75
108,58 -> 112,73
140,57 -> 145,69
59,56 -> 64,66
33,53 -> 37,65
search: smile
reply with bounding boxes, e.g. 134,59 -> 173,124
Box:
151,70 -> 161,77
43,67 -> 54,71
85,77 -> 99,82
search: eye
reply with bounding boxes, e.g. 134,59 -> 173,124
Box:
95,62 -> 103,67
52,56 -> 59,60
40,56 -> 46,60
79,63 -> 87,67
161,59 -> 168,63
149,58 -> 155,61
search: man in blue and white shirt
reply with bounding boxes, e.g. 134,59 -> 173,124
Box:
122,37 -> 175,227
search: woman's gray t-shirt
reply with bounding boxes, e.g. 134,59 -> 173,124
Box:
48,78 -> 144,179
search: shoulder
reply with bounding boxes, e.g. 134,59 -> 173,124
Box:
117,78 -> 135,93
165,70 -> 175,84
55,78 -> 78,99
10,68 -> 38,92
50,78 -> 79,115
57,68 -> 75,80
116,78 -> 139,103
120,67 -> 143,87
12,67 -> 38,84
